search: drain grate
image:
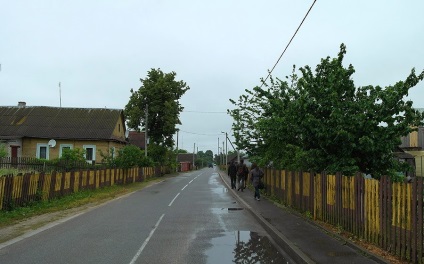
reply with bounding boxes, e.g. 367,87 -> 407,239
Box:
227,208 -> 244,211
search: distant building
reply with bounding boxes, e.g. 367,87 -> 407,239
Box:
128,131 -> 146,150
399,108 -> 424,176
177,153 -> 196,172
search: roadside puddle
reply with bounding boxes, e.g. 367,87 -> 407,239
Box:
205,231 -> 289,263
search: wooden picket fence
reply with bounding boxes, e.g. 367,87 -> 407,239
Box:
262,169 -> 424,263
0,166 -> 164,211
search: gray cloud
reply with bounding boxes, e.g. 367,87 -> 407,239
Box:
1,0 -> 423,154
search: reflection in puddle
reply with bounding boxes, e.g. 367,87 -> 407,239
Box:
205,231 -> 289,264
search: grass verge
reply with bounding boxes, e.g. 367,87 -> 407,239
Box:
0,177 -> 162,228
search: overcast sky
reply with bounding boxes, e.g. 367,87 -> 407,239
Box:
1,1 -> 423,154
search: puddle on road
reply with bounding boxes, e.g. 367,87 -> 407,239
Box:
211,187 -> 228,194
205,231 -> 289,264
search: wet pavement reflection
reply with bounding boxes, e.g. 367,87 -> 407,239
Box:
211,187 -> 228,194
205,231 -> 289,264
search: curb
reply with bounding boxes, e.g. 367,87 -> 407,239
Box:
218,171 -> 389,264
218,171 -> 315,264
267,192 -> 388,264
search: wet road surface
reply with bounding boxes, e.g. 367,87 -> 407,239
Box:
0,168 -> 291,263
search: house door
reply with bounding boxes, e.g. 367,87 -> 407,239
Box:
11,146 -> 19,158
11,145 -> 19,166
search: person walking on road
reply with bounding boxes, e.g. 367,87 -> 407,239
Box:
236,159 -> 249,192
250,163 -> 264,201
227,161 -> 237,189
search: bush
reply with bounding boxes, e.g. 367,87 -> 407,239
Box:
0,143 -> 7,158
50,148 -> 90,172
115,145 -> 154,168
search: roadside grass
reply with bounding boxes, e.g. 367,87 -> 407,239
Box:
0,177 -> 163,228
0,168 -> 21,176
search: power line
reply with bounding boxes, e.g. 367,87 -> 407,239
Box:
178,130 -> 222,136
183,110 -> 227,114
262,0 -> 317,85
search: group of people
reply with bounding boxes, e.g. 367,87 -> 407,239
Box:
227,159 -> 264,201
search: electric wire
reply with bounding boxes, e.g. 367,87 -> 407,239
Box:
178,129 -> 222,136
183,110 -> 227,114
261,0 -> 317,86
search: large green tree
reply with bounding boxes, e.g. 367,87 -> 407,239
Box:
195,150 -> 214,167
125,68 -> 190,161
229,44 -> 424,178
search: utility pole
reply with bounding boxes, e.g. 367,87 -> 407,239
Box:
145,104 -> 148,157
217,137 -> 219,165
222,141 -> 224,166
176,129 -> 179,172
225,132 -> 228,171
193,143 -> 196,170
221,131 -> 228,171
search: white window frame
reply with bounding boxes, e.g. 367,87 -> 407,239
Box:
36,143 -> 49,160
59,144 -> 73,157
83,145 -> 96,162
110,147 -> 116,159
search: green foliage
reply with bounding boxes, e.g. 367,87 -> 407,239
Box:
125,68 -> 190,160
50,148 -> 88,171
115,145 -> 154,169
229,44 -> 424,178
99,147 -> 118,167
0,143 -> 7,158
195,150 -> 214,167
204,150 -> 214,160
0,168 -> 19,177
305,211 -> 313,219
151,143 -> 178,169
147,143 -> 167,165
59,148 -> 86,163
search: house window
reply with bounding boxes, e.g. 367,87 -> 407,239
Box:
83,145 -> 96,162
36,143 -> 49,160
59,144 -> 73,157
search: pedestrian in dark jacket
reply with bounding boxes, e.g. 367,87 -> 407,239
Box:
227,161 -> 237,189
250,163 -> 264,201
236,159 -> 249,191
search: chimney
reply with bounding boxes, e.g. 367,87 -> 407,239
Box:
18,101 -> 26,108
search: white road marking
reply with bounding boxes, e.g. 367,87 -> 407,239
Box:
181,184 -> 188,190
129,214 -> 165,264
168,193 -> 180,207
0,212 -> 85,250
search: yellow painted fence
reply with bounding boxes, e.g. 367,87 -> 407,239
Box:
262,170 -> 424,263
0,166 -> 162,211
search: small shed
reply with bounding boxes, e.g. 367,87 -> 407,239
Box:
177,153 -> 197,172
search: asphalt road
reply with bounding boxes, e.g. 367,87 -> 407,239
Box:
0,167 -> 291,264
